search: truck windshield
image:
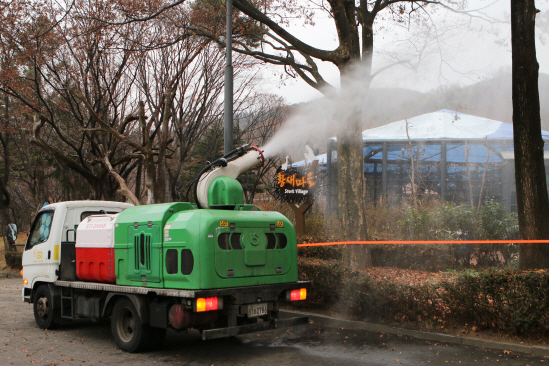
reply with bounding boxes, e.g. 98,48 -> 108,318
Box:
26,211 -> 54,250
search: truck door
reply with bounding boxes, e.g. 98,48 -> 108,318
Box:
127,224 -> 162,284
22,210 -> 57,283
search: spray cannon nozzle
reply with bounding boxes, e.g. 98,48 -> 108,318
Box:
248,146 -> 265,168
192,145 -> 266,208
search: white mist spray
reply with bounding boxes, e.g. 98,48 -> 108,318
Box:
260,61 -> 375,160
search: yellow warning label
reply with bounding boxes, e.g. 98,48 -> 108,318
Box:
276,221 -> 284,228
220,220 -> 229,227
53,245 -> 59,261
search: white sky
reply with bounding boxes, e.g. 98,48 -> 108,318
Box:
259,0 -> 549,104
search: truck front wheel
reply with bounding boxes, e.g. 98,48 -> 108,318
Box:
111,298 -> 151,353
33,285 -> 60,330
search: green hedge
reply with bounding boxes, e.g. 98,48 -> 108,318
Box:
4,252 -> 22,270
297,257 -> 408,317
440,270 -> 549,334
298,257 -> 549,336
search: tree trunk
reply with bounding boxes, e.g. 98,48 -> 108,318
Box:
155,91 -> 172,204
338,64 -> 371,270
135,162 -> 142,202
138,101 -> 157,204
0,93 -> 13,252
511,0 -> 549,269
102,156 -> 140,206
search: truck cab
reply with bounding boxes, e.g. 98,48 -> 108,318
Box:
22,201 -> 133,301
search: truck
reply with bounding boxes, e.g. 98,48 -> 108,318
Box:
20,146 -> 310,352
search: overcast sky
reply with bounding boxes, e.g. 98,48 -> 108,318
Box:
259,0 -> 549,104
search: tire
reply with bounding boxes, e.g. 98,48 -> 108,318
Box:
33,285 -> 60,330
146,327 -> 167,351
111,298 -> 151,353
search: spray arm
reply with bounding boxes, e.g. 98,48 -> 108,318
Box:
194,146 -> 264,209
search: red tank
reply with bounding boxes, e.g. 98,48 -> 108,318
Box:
75,214 -> 118,283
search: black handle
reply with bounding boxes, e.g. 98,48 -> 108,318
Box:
66,229 -> 76,242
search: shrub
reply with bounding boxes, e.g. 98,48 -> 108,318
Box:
392,200 -> 519,270
298,257 -> 422,318
439,270 -> 549,334
260,197 -> 519,270
298,259 -> 549,336
4,252 -> 22,270
370,244 -> 454,272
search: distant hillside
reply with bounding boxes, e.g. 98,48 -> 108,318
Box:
364,73 -> 549,131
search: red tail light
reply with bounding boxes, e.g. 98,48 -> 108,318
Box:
195,297 -> 219,312
288,288 -> 307,301
205,297 -> 218,311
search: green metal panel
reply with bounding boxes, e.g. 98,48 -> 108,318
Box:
161,210 -> 201,289
213,226 -> 292,279
162,209 -> 297,290
126,225 -> 161,284
208,176 -> 244,207
114,202 -> 191,287
114,201 -> 298,290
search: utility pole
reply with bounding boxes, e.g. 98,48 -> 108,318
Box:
224,0 -> 233,155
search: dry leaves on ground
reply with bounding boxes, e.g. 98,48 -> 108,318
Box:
363,267 -> 457,286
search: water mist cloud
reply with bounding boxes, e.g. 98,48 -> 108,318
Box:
261,62 -> 373,159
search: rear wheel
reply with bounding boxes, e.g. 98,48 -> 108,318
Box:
111,298 -> 151,353
33,285 -> 60,330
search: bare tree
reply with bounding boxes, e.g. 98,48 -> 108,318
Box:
236,94 -> 287,203
0,0 -> 264,205
137,42 -> 240,202
511,0 -> 549,269
0,0 -> 153,200
187,0 -> 472,269
0,92 -> 13,250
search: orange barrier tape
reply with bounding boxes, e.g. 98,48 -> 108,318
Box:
297,240 -> 549,247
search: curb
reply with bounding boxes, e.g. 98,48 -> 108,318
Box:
281,309 -> 549,357
0,272 -> 22,279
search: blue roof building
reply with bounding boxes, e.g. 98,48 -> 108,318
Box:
322,110 -> 549,213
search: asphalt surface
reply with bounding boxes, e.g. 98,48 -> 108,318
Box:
1,277 -> 548,365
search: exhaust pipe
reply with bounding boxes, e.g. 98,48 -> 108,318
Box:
168,304 -> 219,330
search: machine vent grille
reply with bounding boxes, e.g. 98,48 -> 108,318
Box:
165,249 -> 178,274
230,233 -> 242,250
266,233 -> 276,249
145,235 -> 151,272
134,235 -> 139,270
276,233 -> 287,249
181,249 -> 194,275
135,233 -> 152,272
217,233 -> 244,250
217,233 -> 230,250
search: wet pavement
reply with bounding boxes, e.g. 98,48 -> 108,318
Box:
1,278 -> 547,365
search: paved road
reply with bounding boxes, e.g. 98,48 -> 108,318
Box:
1,278 -> 546,365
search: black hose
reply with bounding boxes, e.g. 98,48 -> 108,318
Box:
184,177 -> 197,203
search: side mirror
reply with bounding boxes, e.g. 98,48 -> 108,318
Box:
7,223 -> 17,243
